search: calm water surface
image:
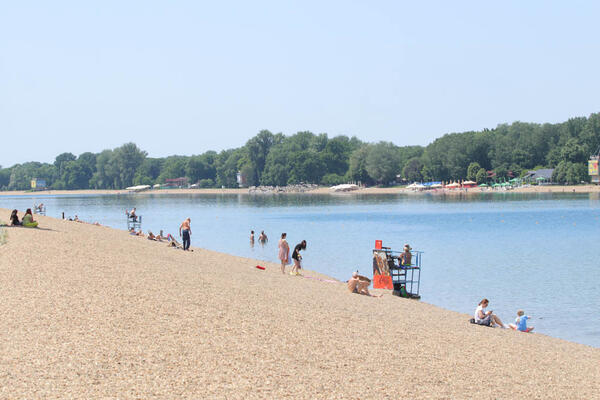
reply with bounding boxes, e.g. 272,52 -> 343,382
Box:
2,192 -> 599,347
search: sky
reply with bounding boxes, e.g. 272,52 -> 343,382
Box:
2,0 -> 600,166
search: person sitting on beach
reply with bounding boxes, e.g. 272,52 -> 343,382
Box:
258,230 -> 268,243
290,240 -> 307,276
347,272 -> 382,297
508,310 -> 534,333
135,229 -> 144,236
9,209 -> 21,226
126,208 -> 137,221
22,209 -> 36,226
147,231 -> 156,240
474,298 -> 506,328
166,234 -> 183,249
399,244 -> 412,266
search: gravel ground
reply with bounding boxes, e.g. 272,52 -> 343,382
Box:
0,208 -> 598,399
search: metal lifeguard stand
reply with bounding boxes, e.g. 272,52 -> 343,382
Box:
373,241 -> 422,299
33,204 -> 46,216
126,213 -> 142,231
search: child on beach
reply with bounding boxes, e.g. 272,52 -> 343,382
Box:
290,240 -> 307,276
509,310 -> 534,332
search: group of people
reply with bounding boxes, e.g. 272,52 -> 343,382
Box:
473,298 -> 534,333
250,230 -> 268,245
277,233 -> 307,276
9,209 -> 38,228
128,215 -> 192,251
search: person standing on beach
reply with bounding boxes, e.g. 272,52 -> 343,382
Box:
278,233 -> 290,274
290,240 -> 307,276
179,218 -> 192,251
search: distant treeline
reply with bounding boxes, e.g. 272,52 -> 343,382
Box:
1,113 -> 599,190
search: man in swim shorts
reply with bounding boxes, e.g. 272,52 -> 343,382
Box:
179,218 -> 192,251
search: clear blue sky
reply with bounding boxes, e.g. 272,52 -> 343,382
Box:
2,1 -> 600,166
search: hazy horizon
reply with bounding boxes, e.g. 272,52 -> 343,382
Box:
2,1 -> 600,166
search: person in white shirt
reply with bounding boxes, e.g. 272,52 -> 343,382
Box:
474,298 -> 505,328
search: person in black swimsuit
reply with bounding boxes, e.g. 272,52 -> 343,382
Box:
10,209 -> 21,226
290,240 -> 307,276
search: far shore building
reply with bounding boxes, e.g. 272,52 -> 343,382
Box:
589,155 -> 599,184
523,169 -> 554,183
164,177 -> 189,188
30,178 -> 47,191
236,171 -> 247,188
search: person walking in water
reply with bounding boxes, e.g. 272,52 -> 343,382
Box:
290,240 -> 307,276
179,218 -> 192,251
278,233 -> 290,274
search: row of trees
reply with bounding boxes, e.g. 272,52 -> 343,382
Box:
1,113 -> 599,190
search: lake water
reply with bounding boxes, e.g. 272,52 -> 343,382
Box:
1,192 -> 599,348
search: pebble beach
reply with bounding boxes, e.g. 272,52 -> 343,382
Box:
0,208 -> 599,399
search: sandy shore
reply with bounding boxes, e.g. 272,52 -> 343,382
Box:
1,184 -> 599,197
0,210 -> 599,398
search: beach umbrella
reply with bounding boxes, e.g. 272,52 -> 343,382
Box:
478,183 -> 488,187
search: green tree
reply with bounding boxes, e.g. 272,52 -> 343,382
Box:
475,168 -> 487,184
216,149 -> 244,188
347,145 -> 371,184
466,162 -> 482,182
321,173 -> 345,186
134,158 -> 163,186
402,157 -> 423,182
245,130 -> 275,184
90,149 -> 115,189
54,152 -> 76,177
157,156 -> 187,183
0,168 -> 11,189
366,142 -> 401,184
553,161 -> 588,184
112,143 -> 147,188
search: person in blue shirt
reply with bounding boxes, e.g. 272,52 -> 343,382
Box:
509,310 -> 534,332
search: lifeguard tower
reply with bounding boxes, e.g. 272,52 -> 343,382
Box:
126,212 -> 142,231
33,203 -> 46,216
589,148 -> 600,184
372,240 -> 422,299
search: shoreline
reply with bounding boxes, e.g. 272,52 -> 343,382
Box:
1,184 -> 599,197
1,208 -> 599,397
